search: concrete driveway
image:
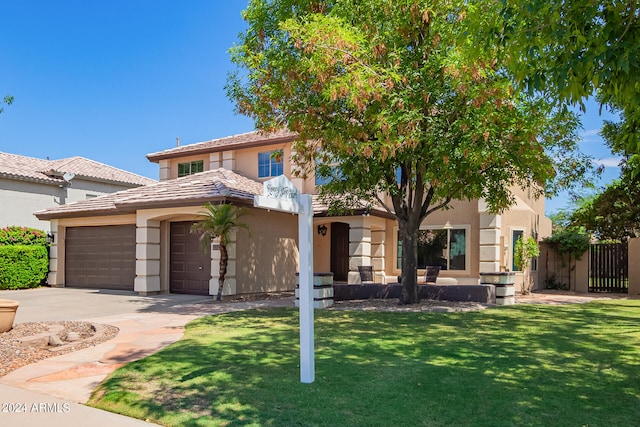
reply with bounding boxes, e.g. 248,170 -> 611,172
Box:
0,287 -> 293,426
0,287 -> 213,323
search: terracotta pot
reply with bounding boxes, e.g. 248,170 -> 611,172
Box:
0,299 -> 19,333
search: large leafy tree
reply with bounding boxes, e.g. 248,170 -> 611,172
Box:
488,1 -> 640,173
570,177 -> 640,240
191,203 -> 249,301
569,108 -> 640,240
228,0 -> 588,304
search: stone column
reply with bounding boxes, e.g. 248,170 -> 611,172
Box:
371,229 -> 385,271
159,160 -> 170,181
479,212 -> 502,273
348,221 -> 371,284
222,150 -> 235,170
134,218 -> 161,295
210,230 -> 237,297
209,152 -> 222,169
46,220 -> 63,287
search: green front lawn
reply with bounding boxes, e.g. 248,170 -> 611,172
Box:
89,301 -> 640,426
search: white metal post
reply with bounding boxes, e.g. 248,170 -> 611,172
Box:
298,194 -> 315,383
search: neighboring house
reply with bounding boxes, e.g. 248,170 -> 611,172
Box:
36,130 -> 551,296
0,152 -> 156,231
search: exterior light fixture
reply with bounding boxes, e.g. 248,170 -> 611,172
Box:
46,232 -> 55,244
317,224 -> 328,236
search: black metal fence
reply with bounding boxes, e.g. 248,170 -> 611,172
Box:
589,242 -> 628,293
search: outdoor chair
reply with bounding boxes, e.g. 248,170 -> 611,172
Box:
424,265 -> 441,284
358,265 -> 387,284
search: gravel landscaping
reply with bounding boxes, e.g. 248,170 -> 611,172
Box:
0,321 -> 119,377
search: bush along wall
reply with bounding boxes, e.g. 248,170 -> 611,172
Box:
0,226 -> 50,290
0,245 -> 49,290
0,226 -> 48,246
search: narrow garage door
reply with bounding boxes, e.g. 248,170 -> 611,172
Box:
65,225 -> 136,290
170,222 -> 211,295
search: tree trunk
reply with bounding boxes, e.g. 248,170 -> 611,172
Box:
399,221 -> 420,304
217,243 -> 228,301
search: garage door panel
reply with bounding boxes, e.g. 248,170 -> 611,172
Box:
65,225 -> 136,291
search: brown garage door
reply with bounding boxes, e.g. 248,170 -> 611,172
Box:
65,225 -> 136,290
170,221 -> 211,295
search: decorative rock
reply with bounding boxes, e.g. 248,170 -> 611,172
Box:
48,334 -> 64,347
66,332 -> 81,342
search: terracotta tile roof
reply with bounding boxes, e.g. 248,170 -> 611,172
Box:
35,166 -> 393,220
146,129 -> 297,162
35,168 -> 264,220
0,152 -> 156,186
311,195 -> 392,218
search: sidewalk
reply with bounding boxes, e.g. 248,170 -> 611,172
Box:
0,384 -> 154,426
0,289 -> 294,425
516,289 -> 635,305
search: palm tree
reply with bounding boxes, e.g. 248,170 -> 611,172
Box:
191,203 -> 249,301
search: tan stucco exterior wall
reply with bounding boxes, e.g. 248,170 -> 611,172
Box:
235,208 -> 298,294
230,143 -> 294,181
628,238 -> 640,297
313,219 -> 332,273
165,154 -> 210,180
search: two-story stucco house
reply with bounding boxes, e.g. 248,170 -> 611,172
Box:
36,130 -> 551,295
1,152 -> 156,231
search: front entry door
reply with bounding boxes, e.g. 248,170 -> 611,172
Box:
170,222 -> 211,295
331,222 -> 350,282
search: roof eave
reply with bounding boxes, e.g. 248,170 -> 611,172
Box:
146,135 -> 297,163
35,207 -> 132,221
69,174 -> 154,188
35,195 -> 257,220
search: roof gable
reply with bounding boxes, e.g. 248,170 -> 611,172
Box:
35,168 -> 264,220
0,152 -> 156,186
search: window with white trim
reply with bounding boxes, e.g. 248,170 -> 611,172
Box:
512,229 -> 524,271
397,226 -> 469,271
315,151 -> 342,185
178,160 -> 204,177
258,151 -> 283,178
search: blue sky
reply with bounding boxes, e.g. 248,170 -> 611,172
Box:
0,1 -> 621,215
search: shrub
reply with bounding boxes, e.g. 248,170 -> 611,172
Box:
545,275 -> 569,290
0,226 -> 48,246
542,227 -> 591,260
0,245 -> 48,289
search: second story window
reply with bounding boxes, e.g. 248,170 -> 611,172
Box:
315,151 -> 341,185
258,150 -> 283,178
178,160 -> 204,177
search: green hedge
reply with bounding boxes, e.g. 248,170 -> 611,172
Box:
0,226 -> 48,246
0,245 -> 49,290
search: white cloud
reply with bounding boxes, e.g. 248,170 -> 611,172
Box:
580,128 -> 602,143
592,157 -> 622,168
581,128 -> 601,137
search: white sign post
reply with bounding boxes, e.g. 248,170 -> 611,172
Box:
254,175 -> 315,384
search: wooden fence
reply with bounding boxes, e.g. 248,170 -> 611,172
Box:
589,242 -> 628,292
538,238 -> 639,296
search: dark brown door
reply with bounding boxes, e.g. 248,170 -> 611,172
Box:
331,222 -> 350,282
170,222 -> 211,295
65,225 -> 136,290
